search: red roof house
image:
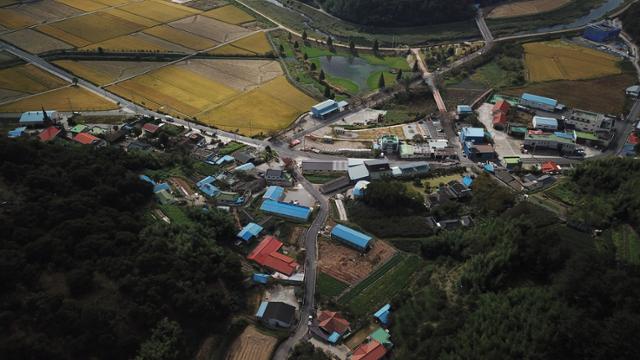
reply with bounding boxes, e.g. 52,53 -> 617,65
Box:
142,123 -> 160,134
247,236 -> 299,276
38,126 -> 61,142
493,100 -> 510,114
351,340 -> 387,360
493,113 -> 508,128
541,161 -> 561,174
318,311 -> 350,336
73,132 -> 101,145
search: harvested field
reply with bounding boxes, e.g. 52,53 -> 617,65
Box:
53,60 -> 167,85
37,25 -> 92,47
183,59 -> 282,91
209,31 -> 272,55
0,51 -> 21,67
0,8 -> 39,29
55,0 -> 108,12
200,76 -> 316,136
202,4 -> 254,25
82,32 -> 192,53
1,29 -> 73,53
118,0 -> 199,23
487,0 -> 572,19
0,86 -> 118,112
144,25 -> 218,50
0,64 -> 67,102
226,325 -> 277,360
317,237 -> 396,284
170,14 -> 250,43
0,1 -> 80,29
48,12 -> 146,44
103,8 -> 160,27
93,0 -> 129,5
504,73 -> 637,114
524,40 -> 621,82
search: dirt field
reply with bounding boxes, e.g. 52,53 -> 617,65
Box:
504,73 -> 637,114
53,60 -> 167,85
182,59 -> 282,91
170,14 -> 250,43
143,25 -> 218,50
318,237 -> 396,285
1,29 -> 73,54
0,64 -> 67,102
488,0 -> 572,19
0,86 -> 118,112
202,4 -> 255,25
118,0 -> 199,23
524,40 -> 621,82
225,325 -> 277,360
82,32 -> 192,53
346,125 -> 407,140
210,32 -> 272,55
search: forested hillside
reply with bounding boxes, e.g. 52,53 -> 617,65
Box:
316,0 -> 504,27
621,2 -> 640,43
0,138 -> 244,359
390,159 -> 640,359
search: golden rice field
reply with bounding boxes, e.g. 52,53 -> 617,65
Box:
524,40 -> 622,82
46,11 -> 146,44
117,0 -> 199,23
487,0 -> 572,19
81,33 -> 191,52
226,325 -> 277,360
53,60 -> 166,85
55,0 -> 108,12
102,7 -> 160,27
0,64 -> 67,102
209,32 -> 272,56
202,4 -> 255,25
0,86 -> 118,112
37,24 -> 92,48
0,0 -> 82,29
0,29 -> 73,54
143,25 -> 218,50
0,8 -> 39,29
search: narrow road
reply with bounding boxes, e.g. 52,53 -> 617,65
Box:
410,48 -> 447,112
271,170 -> 329,360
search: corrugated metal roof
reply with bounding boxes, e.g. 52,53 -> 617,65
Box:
331,224 -> 372,250
260,199 -> 311,221
533,116 -> 558,127
263,186 -> 285,201
457,105 -> 473,113
19,110 -> 55,124
461,127 -> 485,138
348,164 -> 369,181
153,183 -> 171,193
233,163 -> 255,172
522,93 -> 558,107
374,304 -> 391,325
238,222 -> 263,241
256,301 -> 268,318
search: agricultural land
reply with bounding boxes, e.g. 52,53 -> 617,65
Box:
225,325 -> 277,360
0,86 -> 118,112
488,0 -> 573,19
317,237 -> 396,284
52,60 -> 168,86
0,63 -> 67,102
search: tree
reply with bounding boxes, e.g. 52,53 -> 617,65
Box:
303,52 -> 308,61
302,30 -> 307,41
372,39 -> 379,54
135,318 -> 184,360
293,41 -> 299,49
310,62 -> 317,71
72,77 -> 78,86
288,32 -> 292,41
377,73 -> 385,89
278,44 -> 285,55
319,69 -> 325,81
323,85 -> 331,98
396,69 -> 403,81
413,60 -> 419,72
349,39 -> 356,54
326,36 -> 333,48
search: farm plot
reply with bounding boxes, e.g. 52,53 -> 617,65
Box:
82,32 -> 192,53
45,11 -> 146,44
609,225 -> 640,265
524,40 -> 621,82
0,0 -> 81,29
55,0 -> 108,12
199,75 -> 316,136
0,51 -> 21,67
339,254 -> 421,316
143,25 -> 218,50
0,64 -> 67,102
208,32 -> 272,56
118,0 -> 199,23
1,29 -> 73,54
317,272 -> 349,299
53,60 -> 167,85
170,14 -> 250,43
183,59 -> 282,91
0,8 -> 37,29
103,7 -> 160,27
317,237 -> 396,284
487,0 -> 572,19
226,325 -> 277,360
0,86 -> 118,112
202,4 -> 255,25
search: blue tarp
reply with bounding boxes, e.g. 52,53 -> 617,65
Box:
153,183 -> 171,193
7,127 -> 26,138
256,301 -> 268,318
215,155 -> 235,165
331,224 -> 372,251
462,176 -> 473,187
238,222 -> 263,241
484,163 -> 495,173
234,163 -> 256,172
374,304 -> 391,326
328,332 -> 341,344
263,186 -> 284,201
139,175 -> 156,185
252,273 -> 270,284
260,199 -> 311,221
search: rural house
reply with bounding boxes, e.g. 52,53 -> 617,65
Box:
265,169 -> 293,187
350,340 -> 387,360
256,301 -> 296,328
311,310 -> 351,344
374,304 -> 391,327
247,236 -> 299,276
237,222 -> 263,242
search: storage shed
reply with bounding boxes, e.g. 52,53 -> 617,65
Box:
331,224 -> 372,252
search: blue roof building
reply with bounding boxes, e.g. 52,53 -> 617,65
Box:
331,224 -> 372,252
374,304 -> 391,326
139,174 -> 156,185
462,176 -> 473,187
197,176 -> 220,197
238,222 -> 263,242
19,110 -> 57,126
311,99 -> 347,118
7,127 -> 26,138
457,105 -> 473,114
256,301 -> 268,318
352,180 -> 370,198
252,273 -> 270,284
532,116 -> 559,130
520,93 -> 558,111
233,163 -> 256,172
263,185 -> 285,201
153,183 -> 171,193
215,155 -> 235,165
260,199 -> 311,221
459,127 -> 485,144
584,23 -> 620,43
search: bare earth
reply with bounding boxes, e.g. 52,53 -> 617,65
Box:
318,238 -> 396,284
170,14 -> 250,43
225,325 -> 277,360
181,59 -> 283,91
488,0 -> 572,19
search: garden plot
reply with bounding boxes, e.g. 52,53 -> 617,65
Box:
318,237 -> 396,285
82,32 -> 192,53
118,0 -> 199,23
143,25 -> 218,50
226,325 -> 277,360
1,29 -> 73,53
488,0 -> 572,19
182,59 -> 282,91
0,64 -> 67,103
201,4 -> 254,25
0,86 -> 118,112
46,11 -> 147,44
53,60 -> 168,86
169,14 -> 250,43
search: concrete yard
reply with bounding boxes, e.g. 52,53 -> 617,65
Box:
476,103 -> 524,160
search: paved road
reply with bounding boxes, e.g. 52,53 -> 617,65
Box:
271,170 -> 329,360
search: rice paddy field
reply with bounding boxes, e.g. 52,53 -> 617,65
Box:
81,33 -> 193,52
0,64 -> 68,102
208,32 -> 273,56
52,60 -> 167,85
143,25 -> 218,50
524,40 -> 622,82
0,29 -> 73,54
487,0 -> 572,19
0,86 -> 118,112
202,4 -> 255,25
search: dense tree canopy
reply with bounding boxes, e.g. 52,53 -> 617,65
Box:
0,138 -> 244,359
621,2 -> 640,42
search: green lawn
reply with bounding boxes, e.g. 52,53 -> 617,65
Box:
471,61 -> 514,88
341,254 -> 421,316
300,45 -> 335,58
158,204 -> 192,226
160,123 -> 185,136
326,74 -> 359,94
367,71 -> 397,90
317,272 -> 349,298
360,54 -> 410,70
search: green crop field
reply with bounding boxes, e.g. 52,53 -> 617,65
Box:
545,181 -> 579,206
158,204 -> 192,226
317,272 -> 349,298
610,225 -> 640,265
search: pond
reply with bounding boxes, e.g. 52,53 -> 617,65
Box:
319,55 -> 388,91
532,0 -> 625,33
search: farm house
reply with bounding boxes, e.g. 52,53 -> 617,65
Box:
260,199 -> 312,222
19,110 -> 59,127
256,301 -> 296,328
237,222 -> 263,242
331,224 -> 372,252
263,185 -> 285,201
374,304 -> 391,326
247,236 -> 299,276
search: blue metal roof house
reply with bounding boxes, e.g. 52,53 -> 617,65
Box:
374,304 -> 391,326
457,105 -> 473,115
520,93 -> 558,112
19,110 -> 57,126
311,99 -> 347,118
459,127 -> 485,144
7,127 -> 26,138
252,273 -> 270,284
331,224 -> 372,252
260,199 -> 311,221
197,176 -> 221,197
263,185 -> 285,201
215,155 -> 235,166
238,222 -> 263,242
233,162 -> 256,172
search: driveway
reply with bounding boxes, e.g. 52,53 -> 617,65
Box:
476,103 -> 524,160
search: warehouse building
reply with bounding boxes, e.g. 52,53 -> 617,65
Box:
19,110 -> 59,127
532,116 -> 558,131
459,127 -> 485,144
331,224 -> 372,252
311,99 -> 348,118
524,132 -> 577,153
263,185 -> 285,201
564,109 -> 614,134
520,93 -> 558,112
260,199 -> 312,222
584,23 -> 620,43
301,160 -> 348,173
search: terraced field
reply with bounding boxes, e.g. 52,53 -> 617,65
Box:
0,86 -> 118,112
226,325 -> 277,360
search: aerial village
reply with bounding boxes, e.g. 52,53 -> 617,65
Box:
2,0 -> 640,358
